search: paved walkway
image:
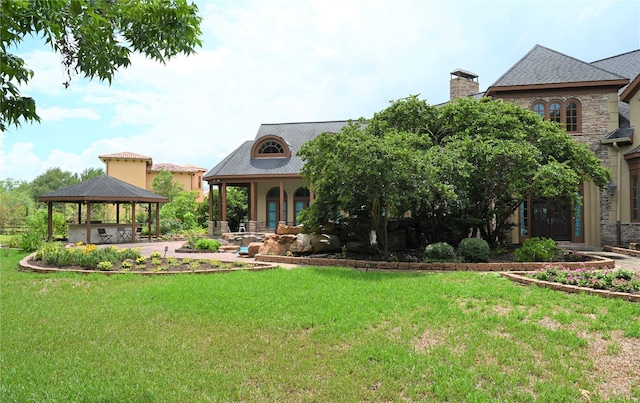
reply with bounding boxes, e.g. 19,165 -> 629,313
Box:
120,241 -> 640,272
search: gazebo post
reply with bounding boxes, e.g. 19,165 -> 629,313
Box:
47,202 -> 53,241
86,202 -> 92,244
155,203 -> 160,239
131,202 -> 136,242
147,202 -> 151,241
77,203 -> 82,224
116,203 -> 120,223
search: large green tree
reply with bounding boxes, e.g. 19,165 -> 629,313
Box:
29,167 -> 80,201
1,0 -> 202,131
299,96 -> 612,250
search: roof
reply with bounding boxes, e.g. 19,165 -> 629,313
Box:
150,162 -> 206,173
487,45 -> 628,92
38,175 -> 168,203
99,152 -> 152,161
602,127 -> 634,145
204,120 -> 353,180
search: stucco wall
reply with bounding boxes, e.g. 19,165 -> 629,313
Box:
104,159 -> 148,189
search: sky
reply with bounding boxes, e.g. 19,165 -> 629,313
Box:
1,0 -> 639,183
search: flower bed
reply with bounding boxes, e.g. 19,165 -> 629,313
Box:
527,264 -> 640,294
501,265 -> 640,302
21,242 -> 273,274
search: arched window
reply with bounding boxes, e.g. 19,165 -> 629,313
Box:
549,102 -> 561,124
531,99 -> 581,133
251,135 -> 292,159
533,102 -> 545,117
258,141 -> 285,154
293,187 -> 310,225
565,100 -> 579,132
266,187 -> 287,229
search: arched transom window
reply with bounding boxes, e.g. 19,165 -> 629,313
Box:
251,135 -> 291,159
258,140 -> 285,154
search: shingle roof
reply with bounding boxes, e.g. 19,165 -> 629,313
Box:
38,175 -> 168,203
488,45 -> 627,89
150,163 -> 206,173
591,49 -> 640,84
98,152 -> 152,161
204,121 -> 353,179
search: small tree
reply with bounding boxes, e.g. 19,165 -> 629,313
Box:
152,170 -> 184,202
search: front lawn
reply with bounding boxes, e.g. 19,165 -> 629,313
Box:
1,249 -> 639,401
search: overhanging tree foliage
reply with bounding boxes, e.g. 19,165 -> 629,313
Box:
1,0 -> 202,131
299,96 -> 612,251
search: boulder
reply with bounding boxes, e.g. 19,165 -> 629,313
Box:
277,224 -> 301,235
289,233 -> 313,253
258,237 -> 288,256
310,234 -> 341,253
247,242 -> 263,258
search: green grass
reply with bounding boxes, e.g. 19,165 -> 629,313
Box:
2,249 -> 639,402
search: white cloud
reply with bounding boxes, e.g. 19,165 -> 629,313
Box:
38,106 -> 100,121
2,0 -> 638,183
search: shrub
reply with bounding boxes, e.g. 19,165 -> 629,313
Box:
194,238 -> 221,252
515,237 -> 557,262
423,242 -> 455,262
149,251 -> 162,259
120,261 -> 133,270
457,238 -> 490,262
97,261 -> 113,271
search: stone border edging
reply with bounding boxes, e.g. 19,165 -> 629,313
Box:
19,253 -> 279,275
254,254 -> 615,271
501,272 -> 639,302
603,245 -> 640,258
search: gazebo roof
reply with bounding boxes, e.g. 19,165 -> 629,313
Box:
38,175 -> 168,203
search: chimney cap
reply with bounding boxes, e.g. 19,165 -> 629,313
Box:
450,68 -> 478,81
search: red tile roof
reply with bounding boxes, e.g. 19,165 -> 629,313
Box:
99,152 -> 152,161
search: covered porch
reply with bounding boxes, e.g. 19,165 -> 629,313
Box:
207,176 -> 314,235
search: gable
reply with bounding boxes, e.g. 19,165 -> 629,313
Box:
486,45 -> 628,94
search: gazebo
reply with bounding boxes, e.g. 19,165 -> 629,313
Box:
38,175 -> 168,244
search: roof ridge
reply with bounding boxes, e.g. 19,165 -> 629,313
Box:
591,49 -> 640,64
260,119 -> 352,126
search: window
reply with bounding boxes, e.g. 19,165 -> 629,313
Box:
251,135 -> 291,159
565,101 -> 578,132
530,99 -> 581,133
258,141 -> 285,154
533,102 -> 545,117
549,102 -> 561,124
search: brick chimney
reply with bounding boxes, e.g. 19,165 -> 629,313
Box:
450,69 -> 479,100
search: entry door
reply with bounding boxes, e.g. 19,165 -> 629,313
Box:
267,201 -> 279,229
531,198 -> 572,241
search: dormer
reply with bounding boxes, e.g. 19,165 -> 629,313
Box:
250,135 -> 291,159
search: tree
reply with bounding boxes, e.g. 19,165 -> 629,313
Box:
299,96 -> 612,250
79,167 -> 104,181
1,0 -> 202,131
28,167 -> 80,202
152,170 -> 183,202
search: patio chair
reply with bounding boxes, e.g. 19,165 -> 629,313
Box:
97,228 -> 112,243
135,227 -> 142,241
238,222 -> 246,232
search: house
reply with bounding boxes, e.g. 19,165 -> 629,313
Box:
479,45 -> 640,247
99,152 -> 207,201
205,45 -> 640,247
203,121 -> 351,233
